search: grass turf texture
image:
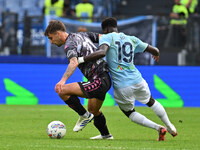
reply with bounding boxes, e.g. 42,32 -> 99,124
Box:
0,105 -> 199,150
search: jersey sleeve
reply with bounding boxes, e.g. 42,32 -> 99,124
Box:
99,34 -> 112,47
64,41 -> 78,60
86,32 -> 99,43
133,36 -> 148,53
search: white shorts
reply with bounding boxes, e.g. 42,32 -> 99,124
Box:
114,79 -> 151,111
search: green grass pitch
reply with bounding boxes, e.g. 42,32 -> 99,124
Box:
0,105 -> 200,150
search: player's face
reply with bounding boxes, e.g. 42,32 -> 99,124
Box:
48,32 -> 63,47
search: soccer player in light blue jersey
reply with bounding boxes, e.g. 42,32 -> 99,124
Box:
78,17 -> 177,141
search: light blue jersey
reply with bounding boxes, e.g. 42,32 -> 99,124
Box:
99,32 -> 148,89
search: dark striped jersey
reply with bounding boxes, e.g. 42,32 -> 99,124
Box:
64,32 -> 109,80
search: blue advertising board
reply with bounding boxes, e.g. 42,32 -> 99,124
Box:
0,63 -> 200,107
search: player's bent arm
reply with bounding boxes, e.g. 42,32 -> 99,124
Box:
144,45 -> 160,56
144,45 -> 160,62
78,44 -> 109,64
61,57 -> 79,82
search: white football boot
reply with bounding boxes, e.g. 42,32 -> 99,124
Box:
167,124 -> 178,137
73,113 -> 94,132
90,134 -> 113,140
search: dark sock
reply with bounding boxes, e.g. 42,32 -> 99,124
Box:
93,112 -> 110,136
64,95 -> 87,116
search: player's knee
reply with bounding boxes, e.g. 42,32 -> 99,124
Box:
146,96 -> 155,107
120,108 -> 135,118
59,94 -> 70,101
88,106 -> 100,116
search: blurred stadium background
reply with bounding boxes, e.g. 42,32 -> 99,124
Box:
0,0 -> 200,107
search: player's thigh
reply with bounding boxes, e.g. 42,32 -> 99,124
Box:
87,98 -> 103,115
114,88 -> 135,111
134,79 -> 151,104
61,82 -> 86,98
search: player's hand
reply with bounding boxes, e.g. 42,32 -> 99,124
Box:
55,80 -> 65,94
152,55 -> 159,62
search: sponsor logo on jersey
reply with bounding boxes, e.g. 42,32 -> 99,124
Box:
117,65 -> 135,71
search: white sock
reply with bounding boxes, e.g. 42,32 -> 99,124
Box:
129,111 -> 160,131
150,100 -> 172,128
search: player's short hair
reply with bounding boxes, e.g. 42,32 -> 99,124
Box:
44,20 -> 66,36
101,17 -> 117,30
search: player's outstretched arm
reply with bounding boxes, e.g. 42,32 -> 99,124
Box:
144,45 -> 160,62
78,44 -> 109,64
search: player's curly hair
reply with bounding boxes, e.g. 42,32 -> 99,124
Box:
44,20 -> 66,36
101,17 -> 117,30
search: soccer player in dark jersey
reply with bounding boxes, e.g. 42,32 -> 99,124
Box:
44,20 -> 113,139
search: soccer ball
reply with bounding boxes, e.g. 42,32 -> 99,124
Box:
47,121 -> 66,139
